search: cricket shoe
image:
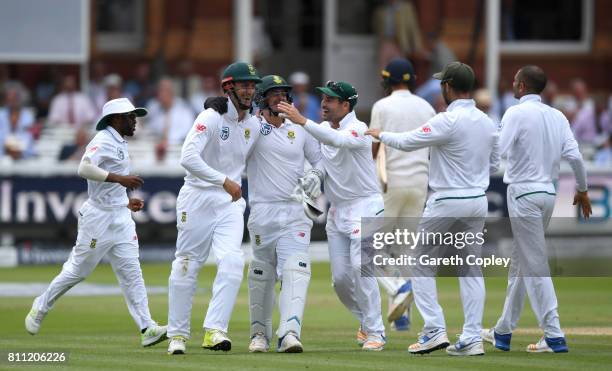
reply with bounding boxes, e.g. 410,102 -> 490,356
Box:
356,326 -> 368,346
362,334 -> 386,351
408,328 -> 450,355
167,336 -> 187,355
249,332 -> 269,353
446,339 -> 485,356
25,302 -> 46,335
526,337 -> 569,353
141,324 -> 168,347
202,329 -> 232,351
481,328 -> 511,351
387,281 -> 413,322
277,332 -> 303,353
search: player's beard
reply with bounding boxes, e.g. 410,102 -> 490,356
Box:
442,84 -> 452,106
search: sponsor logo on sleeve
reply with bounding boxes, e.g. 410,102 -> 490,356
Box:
196,123 -> 207,133
350,130 -> 358,137
421,125 -> 432,133
89,146 -> 98,153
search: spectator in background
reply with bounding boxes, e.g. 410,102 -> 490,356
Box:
416,33 -> 455,106
596,95 -> 612,136
172,60 -> 201,102
58,126 -> 90,162
146,77 -> 194,162
374,0 -> 423,69
474,88 -> 500,123
48,75 -> 96,127
89,61 -> 108,113
34,66 -> 61,119
492,78 -> 518,119
594,134 -> 612,167
125,63 -> 155,108
0,83 -> 36,160
289,71 -> 320,122
541,80 -> 558,107
104,74 -> 126,102
570,78 -> 597,143
189,75 -> 221,114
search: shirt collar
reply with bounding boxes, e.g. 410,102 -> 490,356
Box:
391,89 -> 412,97
105,126 -> 127,144
519,94 -> 541,104
338,111 -> 356,129
225,96 -> 253,123
447,98 -> 475,112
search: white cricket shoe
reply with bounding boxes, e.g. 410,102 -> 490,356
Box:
277,332 -> 303,353
141,324 -> 168,347
362,334 -> 386,351
167,336 -> 187,355
249,332 -> 270,353
408,328 -> 450,354
526,337 -> 568,353
446,340 -> 485,356
25,304 -> 46,335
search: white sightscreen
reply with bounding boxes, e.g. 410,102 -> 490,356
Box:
0,0 -> 89,63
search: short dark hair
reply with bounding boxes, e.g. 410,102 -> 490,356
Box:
518,65 -> 547,94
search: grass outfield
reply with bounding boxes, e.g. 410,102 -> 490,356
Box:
1,263 -> 611,370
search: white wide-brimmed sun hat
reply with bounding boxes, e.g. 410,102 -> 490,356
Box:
96,97 -> 147,130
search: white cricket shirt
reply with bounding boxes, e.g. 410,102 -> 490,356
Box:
247,117 -> 322,204
500,94 -> 587,191
181,97 -> 260,189
81,127 -> 130,208
370,90 -> 435,188
303,111 -> 381,205
380,99 -> 500,193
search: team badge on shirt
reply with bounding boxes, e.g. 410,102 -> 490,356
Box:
117,148 -> 125,160
221,126 -> 230,140
181,212 -> 187,223
89,238 -> 97,249
260,123 -> 272,135
255,235 -> 262,246
287,130 -> 295,141
245,128 -> 251,140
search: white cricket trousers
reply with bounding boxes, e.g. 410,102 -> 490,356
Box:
327,194 -> 385,336
248,201 -> 312,277
494,183 -> 564,338
33,200 -> 155,330
168,185 -> 246,338
411,190 -> 487,343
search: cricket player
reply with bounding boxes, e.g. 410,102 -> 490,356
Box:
246,75 -> 322,353
25,98 -> 167,347
278,82 -> 387,351
371,58 -> 435,331
367,61 -> 500,356
203,74 -> 322,353
166,62 -> 262,355
481,65 -> 592,353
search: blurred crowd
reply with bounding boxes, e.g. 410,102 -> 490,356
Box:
1,57 -> 611,167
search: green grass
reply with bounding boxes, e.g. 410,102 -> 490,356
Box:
1,263 -> 611,370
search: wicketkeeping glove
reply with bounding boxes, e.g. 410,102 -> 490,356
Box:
299,168 -> 323,199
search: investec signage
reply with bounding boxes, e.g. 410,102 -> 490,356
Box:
0,176 -> 182,224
